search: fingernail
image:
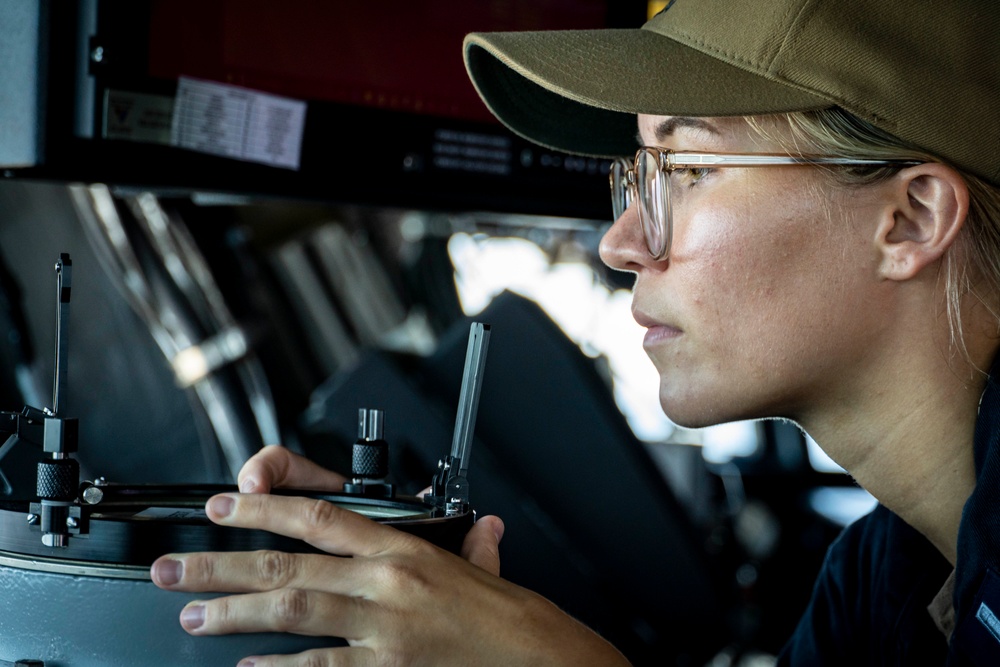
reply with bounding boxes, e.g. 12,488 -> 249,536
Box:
239,477 -> 257,493
238,660 -> 256,667
492,519 -> 505,543
152,558 -> 182,586
208,494 -> 235,519
180,604 -> 205,631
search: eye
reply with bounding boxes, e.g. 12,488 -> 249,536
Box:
673,167 -> 713,185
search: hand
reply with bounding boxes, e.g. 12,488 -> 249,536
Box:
150,447 -> 629,665
150,492 -> 627,666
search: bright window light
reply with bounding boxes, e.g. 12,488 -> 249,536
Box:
700,421 -> 761,463
805,433 -> 846,473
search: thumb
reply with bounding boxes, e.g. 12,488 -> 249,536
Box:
460,515 -> 504,575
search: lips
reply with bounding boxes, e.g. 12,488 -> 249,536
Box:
632,308 -> 682,346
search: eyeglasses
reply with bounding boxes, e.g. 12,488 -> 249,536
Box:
610,148 -> 920,260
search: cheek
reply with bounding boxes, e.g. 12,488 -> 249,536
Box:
674,187 -> 859,364
676,188 -> 825,302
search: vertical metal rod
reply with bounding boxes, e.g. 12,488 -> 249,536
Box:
51,254 -> 72,416
449,322 -> 491,476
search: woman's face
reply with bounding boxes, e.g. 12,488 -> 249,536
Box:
600,114 -> 892,428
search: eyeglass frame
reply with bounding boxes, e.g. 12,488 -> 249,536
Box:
610,147 -> 921,261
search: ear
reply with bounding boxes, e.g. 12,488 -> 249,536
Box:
876,163 -> 970,281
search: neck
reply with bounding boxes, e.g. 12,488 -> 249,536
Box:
802,353 -> 985,566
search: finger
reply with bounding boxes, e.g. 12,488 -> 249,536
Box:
205,493 -> 411,557
152,550 -> 354,595
239,446 -> 347,494
179,589 -> 372,639
237,646 -> 375,667
460,515 -> 504,575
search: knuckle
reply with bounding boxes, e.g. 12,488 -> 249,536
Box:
301,498 -> 339,530
273,588 -> 310,629
255,550 -> 296,587
255,444 -> 288,465
208,596 -> 233,627
378,556 -> 429,592
264,447 -> 293,479
300,653 -> 332,667
183,553 -> 216,586
245,446 -> 289,485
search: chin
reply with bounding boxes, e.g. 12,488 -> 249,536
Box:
659,396 -> 731,430
658,383 -> 760,430
664,412 -> 732,430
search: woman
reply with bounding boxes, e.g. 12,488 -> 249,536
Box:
152,1 -> 1000,664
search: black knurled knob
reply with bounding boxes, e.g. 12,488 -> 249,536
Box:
37,458 -> 79,501
352,441 -> 388,478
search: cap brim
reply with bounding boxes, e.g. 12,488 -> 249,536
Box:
464,28 -> 833,158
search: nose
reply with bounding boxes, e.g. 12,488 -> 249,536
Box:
598,203 -> 661,272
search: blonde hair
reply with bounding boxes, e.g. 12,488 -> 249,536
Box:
747,108 -> 1000,361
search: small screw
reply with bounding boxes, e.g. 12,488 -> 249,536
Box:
26,513 -> 38,525
91,46 -> 104,63
66,516 -> 78,529
82,486 -> 104,504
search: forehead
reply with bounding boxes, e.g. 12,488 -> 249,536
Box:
636,114 -> 786,149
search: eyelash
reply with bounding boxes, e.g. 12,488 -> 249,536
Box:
673,167 -> 714,185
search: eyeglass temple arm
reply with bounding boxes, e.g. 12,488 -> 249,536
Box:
662,151 -> 920,168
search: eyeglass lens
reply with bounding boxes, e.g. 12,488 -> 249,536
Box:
637,149 -> 669,259
609,153 -> 671,260
610,159 -> 630,221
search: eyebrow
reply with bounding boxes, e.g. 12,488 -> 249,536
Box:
636,117 -> 721,145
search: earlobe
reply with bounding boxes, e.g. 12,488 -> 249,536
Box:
876,163 -> 969,282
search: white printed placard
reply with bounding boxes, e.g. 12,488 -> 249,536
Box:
171,76 -> 307,170
103,89 -> 175,144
